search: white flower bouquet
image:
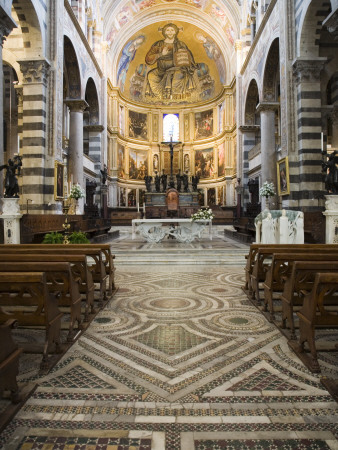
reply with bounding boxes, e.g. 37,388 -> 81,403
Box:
69,183 -> 85,200
191,208 -> 214,221
259,181 -> 275,198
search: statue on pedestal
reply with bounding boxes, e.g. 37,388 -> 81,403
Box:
154,172 -> 161,192
192,174 -> 200,191
176,170 -> 182,192
100,164 -> 108,185
144,175 -> 152,192
161,170 -> 167,192
0,155 -> 22,198
322,150 -> 338,194
182,171 -> 189,192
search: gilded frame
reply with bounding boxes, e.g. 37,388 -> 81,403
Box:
277,156 -> 290,196
54,161 -> 65,200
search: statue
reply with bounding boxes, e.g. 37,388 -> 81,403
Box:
182,171 -> 189,192
322,150 -> 338,194
161,170 -> 167,192
144,175 -> 152,192
0,155 -> 22,198
154,172 -> 161,192
192,174 -> 200,191
176,170 -> 182,192
100,164 -> 108,185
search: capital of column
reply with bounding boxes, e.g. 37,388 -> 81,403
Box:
18,59 -> 51,85
256,102 -> 279,113
83,124 -> 104,132
0,8 -> 17,46
238,124 -> 260,132
65,98 -> 89,113
292,57 -> 327,84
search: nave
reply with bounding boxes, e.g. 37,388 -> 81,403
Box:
0,233 -> 338,449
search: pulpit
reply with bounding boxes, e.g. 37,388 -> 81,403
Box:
166,188 -> 179,217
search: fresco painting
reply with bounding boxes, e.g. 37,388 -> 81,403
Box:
218,142 -> 225,177
129,110 -> 148,140
195,148 -> 214,179
195,109 -> 213,139
118,145 -> 125,178
129,149 -> 148,180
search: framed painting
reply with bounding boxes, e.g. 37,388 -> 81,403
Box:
277,157 -> 290,196
54,161 -> 65,200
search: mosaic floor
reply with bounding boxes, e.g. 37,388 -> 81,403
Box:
0,233 -> 338,449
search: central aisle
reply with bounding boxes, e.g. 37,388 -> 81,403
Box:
1,234 -> 337,448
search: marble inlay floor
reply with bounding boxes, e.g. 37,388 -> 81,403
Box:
0,233 -> 338,449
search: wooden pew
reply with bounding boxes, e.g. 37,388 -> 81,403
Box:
250,246 -> 338,303
262,252 -> 338,321
289,272 -> 338,373
244,244 -> 338,295
0,319 -> 23,403
0,272 -> 62,371
280,260 -> 338,339
0,262 -> 82,343
0,254 -> 95,322
0,246 -> 109,304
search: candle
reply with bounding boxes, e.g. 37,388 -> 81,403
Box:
137,202 -> 139,212
143,203 -> 146,213
321,132 -> 324,152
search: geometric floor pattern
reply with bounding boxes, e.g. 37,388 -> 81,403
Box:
0,233 -> 338,449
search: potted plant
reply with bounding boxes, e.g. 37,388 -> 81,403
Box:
68,231 -> 90,244
69,184 -> 85,214
42,231 -> 64,244
191,207 -> 214,221
259,181 -> 275,209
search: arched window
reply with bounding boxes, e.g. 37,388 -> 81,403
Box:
163,114 -> 179,141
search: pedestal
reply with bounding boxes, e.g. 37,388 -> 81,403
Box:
322,195 -> 338,244
1,198 -> 23,244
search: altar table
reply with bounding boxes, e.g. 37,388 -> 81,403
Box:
132,218 -> 212,243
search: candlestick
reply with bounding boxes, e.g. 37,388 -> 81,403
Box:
143,203 -> 145,213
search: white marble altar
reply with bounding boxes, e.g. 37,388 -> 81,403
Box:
1,197 -> 23,244
132,218 -> 212,243
322,195 -> 338,244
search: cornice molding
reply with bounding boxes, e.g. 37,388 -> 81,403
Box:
64,0 -> 103,78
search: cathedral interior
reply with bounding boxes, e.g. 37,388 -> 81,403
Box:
0,0 -> 338,448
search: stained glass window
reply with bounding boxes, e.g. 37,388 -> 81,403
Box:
163,113 -> 179,141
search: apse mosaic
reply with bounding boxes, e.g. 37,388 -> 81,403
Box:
195,109 -> 214,139
129,149 -> 148,180
195,148 -> 215,178
128,110 -> 148,140
117,22 -> 226,105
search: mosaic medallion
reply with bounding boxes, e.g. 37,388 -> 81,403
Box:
133,324 -> 209,355
205,310 -> 273,334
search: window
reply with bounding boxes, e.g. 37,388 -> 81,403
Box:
163,114 -> 179,141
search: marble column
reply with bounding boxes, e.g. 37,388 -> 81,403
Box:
257,102 -> 279,209
65,99 -> 88,214
0,6 -> 16,206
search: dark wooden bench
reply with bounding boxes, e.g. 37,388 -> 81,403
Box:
289,272 -> 338,373
0,272 -> 63,371
0,254 -> 95,322
244,244 -> 338,294
0,262 -> 82,343
250,246 -> 338,303
0,245 -> 109,305
280,261 -> 338,339
0,319 -> 23,403
262,252 -> 338,321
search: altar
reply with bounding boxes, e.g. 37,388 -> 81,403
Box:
132,218 -> 212,243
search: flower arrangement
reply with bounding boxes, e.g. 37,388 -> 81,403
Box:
69,183 -> 85,200
191,208 -> 214,221
259,181 -> 275,198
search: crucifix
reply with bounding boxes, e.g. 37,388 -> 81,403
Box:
161,135 -> 182,188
